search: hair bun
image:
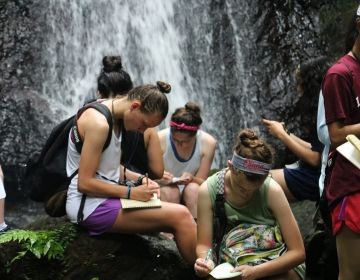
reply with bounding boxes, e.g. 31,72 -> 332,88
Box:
185,101 -> 201,115
103,56 -> 123,73
156,81 -> 171,94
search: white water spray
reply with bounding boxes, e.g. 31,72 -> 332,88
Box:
41,0 -> 191,120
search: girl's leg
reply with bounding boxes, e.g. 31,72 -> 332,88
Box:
109,201 -> 196,264
160,186 -> 181,204
270,169 -> 297,202
336,225 -> 360,280
182,182 -> 199,219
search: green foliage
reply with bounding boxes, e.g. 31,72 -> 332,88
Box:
0,224 -> 76,273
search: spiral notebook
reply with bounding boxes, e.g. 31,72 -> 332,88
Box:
120,194 -> 162,209
336,134 -> 360,169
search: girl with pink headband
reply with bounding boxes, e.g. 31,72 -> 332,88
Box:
157,102 -> 217,220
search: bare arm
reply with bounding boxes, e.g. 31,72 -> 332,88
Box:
262,119 -> 321,167
144,128 -> 164,179
328,120 -> 360,147
76,110 -> 157,201
194,181 -> 215,277
243,179 -> 305,279
191,132 -> 217,185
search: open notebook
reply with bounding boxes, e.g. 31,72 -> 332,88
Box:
209,263 -> 242,279
336,134 -> 360,169
120,193 -> 162,209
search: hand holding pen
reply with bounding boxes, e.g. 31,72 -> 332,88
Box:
194,248 -> 215,277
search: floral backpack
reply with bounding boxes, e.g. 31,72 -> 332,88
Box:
212,169 -> 287,266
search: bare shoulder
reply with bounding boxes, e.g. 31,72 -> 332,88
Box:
78,108 -> 109,133
144,127 -> 158,140
267,177 -> 291,210
201,130 -> 217,146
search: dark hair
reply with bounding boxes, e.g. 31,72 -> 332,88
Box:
170,101 -> 202,135
127,81 -> 170,119
296,56 -> 332,132
345,12 -> 359,53
233,128 -> 274,181
97,56 -> 133,98
296,56 -> 331,98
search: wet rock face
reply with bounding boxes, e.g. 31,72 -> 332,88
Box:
174,0 -> 327,164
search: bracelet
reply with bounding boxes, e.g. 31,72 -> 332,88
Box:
126,185 -> 131,199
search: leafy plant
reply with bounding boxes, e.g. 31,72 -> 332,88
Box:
0,224 -> 76,273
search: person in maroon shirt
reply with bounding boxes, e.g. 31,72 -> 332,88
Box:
322,5 -> 360,280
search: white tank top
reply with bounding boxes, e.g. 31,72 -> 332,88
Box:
66,129 -> 121,223
163,128 -> 202,177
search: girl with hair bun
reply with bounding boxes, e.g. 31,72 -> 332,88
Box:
157,101 -> 217,219
195,129 -> 305,279
96,55 -> 164,180
66,81 -> 196,264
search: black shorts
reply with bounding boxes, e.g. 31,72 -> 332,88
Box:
284,166 -> 320,201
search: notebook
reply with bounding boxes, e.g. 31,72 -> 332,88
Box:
209,262 -> 242,279
336,134 -> 360,169
120,193 -> 162,209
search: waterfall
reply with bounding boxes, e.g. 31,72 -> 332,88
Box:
38,0 -> 300,168
41,0 -> 191,120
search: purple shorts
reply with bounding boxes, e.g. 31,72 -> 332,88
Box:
81,198 -> 121,236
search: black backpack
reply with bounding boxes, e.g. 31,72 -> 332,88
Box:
213,169 -> 227,263
26,102 -> 113,220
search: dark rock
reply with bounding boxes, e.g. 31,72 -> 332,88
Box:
0,217 -> 197,280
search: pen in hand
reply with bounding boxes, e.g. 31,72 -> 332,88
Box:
205,248 -> 212,262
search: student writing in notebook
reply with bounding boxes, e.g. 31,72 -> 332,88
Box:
195,129 -> 305,279
95,55 -> 164,179
65,81 -> 196,264
157,102 -> 217,219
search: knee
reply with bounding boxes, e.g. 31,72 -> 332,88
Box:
172,204 -> 195,225
161,187 -> 181,202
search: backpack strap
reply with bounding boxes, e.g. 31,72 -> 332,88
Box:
70,102 -> 113,224
72,102 -> 113,154
213,168 -> 227,262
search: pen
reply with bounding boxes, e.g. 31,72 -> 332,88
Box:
204,248 -> 212,262
146,172 -> 149,186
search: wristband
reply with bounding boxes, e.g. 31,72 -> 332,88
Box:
126,185 -> 131,199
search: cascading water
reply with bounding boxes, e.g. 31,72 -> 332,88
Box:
34,0 -> 321,169
41,0 -> 192,120
39,0 -> 260,168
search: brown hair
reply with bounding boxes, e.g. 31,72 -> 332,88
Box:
234,128 -> 274,181
170,101 -> 202,135
127,81 -> 170,119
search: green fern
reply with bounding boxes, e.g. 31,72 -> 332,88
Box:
0,224 -> 76,272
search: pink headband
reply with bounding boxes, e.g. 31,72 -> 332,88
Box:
170,121 -> 199,132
